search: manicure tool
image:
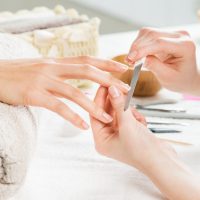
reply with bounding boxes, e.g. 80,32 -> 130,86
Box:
124,58 -> 145,111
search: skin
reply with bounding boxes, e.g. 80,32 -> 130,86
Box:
0,56 -> 130,130
1,27 -> 199,199
126,28 -> 200,95
90,86 -> 200,200
90,28 -> 200,200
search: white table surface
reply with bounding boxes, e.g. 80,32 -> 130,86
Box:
12,24 -> 200,200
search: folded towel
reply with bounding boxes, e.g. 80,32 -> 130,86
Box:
0,33 -> 40,199
0,104 -> 37,199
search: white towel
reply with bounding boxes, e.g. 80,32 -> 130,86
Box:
0,104 -> 37,199
0,33 -> 40,199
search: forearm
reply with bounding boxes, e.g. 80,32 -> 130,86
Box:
144,150 -> 200,200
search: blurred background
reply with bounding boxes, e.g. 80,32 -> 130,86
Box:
0,0 -> 200,34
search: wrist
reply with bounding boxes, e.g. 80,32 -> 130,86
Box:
129,134 -> 169,173
132,135 -> 179,175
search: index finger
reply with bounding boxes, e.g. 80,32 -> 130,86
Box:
127,37 -> 184,63
55,56 -> 128,73
127,29 -> 186,63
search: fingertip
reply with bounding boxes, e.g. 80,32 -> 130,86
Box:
120,83 -> 131,93
108,86 -> 125,114
117,63 -> 129,72
125,55 -> 134,65
94,86 -> 108,104
108,60 -> 128,72
108,86 -> 121,99
98,85 -> 107,93
127,51 -> 138,63
81,121 -> 90,130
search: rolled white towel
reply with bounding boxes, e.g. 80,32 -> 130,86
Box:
0,104 -> 37,199
0,33 -> 40,199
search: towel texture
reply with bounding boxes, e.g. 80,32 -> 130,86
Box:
0,33 -> 40,199
0,104 -> 37,199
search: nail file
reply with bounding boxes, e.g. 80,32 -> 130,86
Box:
149,128 -> 181,133
124,58 -> 145,111
147,122 -> 188,126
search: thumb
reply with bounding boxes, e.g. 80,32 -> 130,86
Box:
145,55 -> 172,77
108,86 -> 133,122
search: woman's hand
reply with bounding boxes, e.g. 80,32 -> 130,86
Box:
90,85 -> 168,170
0,56 -> 130,130
90,86 -> 200,200
126,28 -> 200,95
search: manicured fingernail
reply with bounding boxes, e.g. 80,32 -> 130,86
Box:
118,64 -> 128,72
102,112 -> 113,122
122,83 -> 131,91
128,51 -> 137,61
82,121 -> 89,130
109,86 -> 120,98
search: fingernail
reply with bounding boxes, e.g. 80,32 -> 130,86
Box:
118,64 -> 128,72
127,51 -> 137,61
102,112 -> 113,122
125,56 -> 132,63
82,121 -> 90,130
121,83 -> 131,92
109,86 -> 120,98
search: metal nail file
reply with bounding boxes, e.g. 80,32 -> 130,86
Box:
124,58 -> 145,111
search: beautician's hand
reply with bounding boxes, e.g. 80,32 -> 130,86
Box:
91,86 -> 200,200
126,28 -> 200,95
90,86 -> 200,200
0,56 -> 130,129
90,85 -> 164,169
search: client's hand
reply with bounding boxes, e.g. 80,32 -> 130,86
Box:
0,56 -> 130,129
90,85 -> 175,171
126,28 -> 200,95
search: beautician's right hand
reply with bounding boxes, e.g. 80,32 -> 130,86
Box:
0,56 -> 129,129
126,28 -> 200,95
